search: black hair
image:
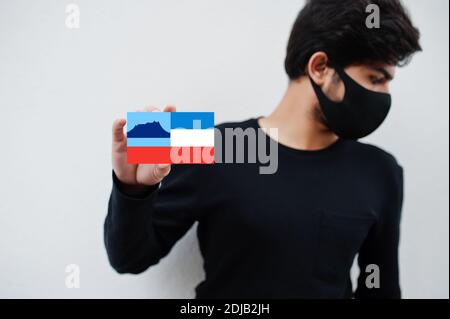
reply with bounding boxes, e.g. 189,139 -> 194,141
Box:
285,0 -> 422,80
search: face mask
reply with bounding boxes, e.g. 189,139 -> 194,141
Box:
309,65 -> 392,140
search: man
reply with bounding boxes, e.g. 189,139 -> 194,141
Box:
105,0 -> 421,298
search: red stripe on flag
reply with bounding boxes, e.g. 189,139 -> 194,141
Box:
128,147 -> 172,164
128,147 -> 215,164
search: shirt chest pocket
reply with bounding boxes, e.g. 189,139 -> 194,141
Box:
312,209 -> 376,286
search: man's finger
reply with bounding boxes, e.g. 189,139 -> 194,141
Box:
112,118 -> 126,143
143,106 -> 161,113
163,105 -> 177,113
153,164 -> 171,181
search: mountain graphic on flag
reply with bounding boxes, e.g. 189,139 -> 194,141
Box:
127,121 -> 170,138
127,112 -> 215,164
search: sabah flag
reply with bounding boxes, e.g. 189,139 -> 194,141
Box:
127,112 -> 215,164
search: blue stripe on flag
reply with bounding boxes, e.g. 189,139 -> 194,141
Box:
171,112 -> 214,130
127,138 -> 171,147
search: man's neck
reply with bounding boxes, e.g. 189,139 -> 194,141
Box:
259,77 -> 339,151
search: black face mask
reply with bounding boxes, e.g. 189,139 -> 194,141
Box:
309,65 -> 392,140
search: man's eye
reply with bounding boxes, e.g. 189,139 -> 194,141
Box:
370,76 -> 386,85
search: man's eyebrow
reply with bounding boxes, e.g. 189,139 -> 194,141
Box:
372,67 -> 394,81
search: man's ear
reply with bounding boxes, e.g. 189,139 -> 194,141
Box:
307,52 -> 330,86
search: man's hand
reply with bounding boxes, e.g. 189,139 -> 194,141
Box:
112,105 -> 176,188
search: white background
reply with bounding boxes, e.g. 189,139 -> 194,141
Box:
0,0 -> 448,298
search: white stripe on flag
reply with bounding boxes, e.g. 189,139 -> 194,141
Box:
170,129 -> 215,147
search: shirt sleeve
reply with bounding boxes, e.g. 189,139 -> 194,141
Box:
355,165 -> 404,299
104,164 -> 207,274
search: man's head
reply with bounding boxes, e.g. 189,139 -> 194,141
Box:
285,0 -> 421,83
284,0 -> 421,138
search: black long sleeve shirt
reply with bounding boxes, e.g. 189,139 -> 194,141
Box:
104,118 -> 404,299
